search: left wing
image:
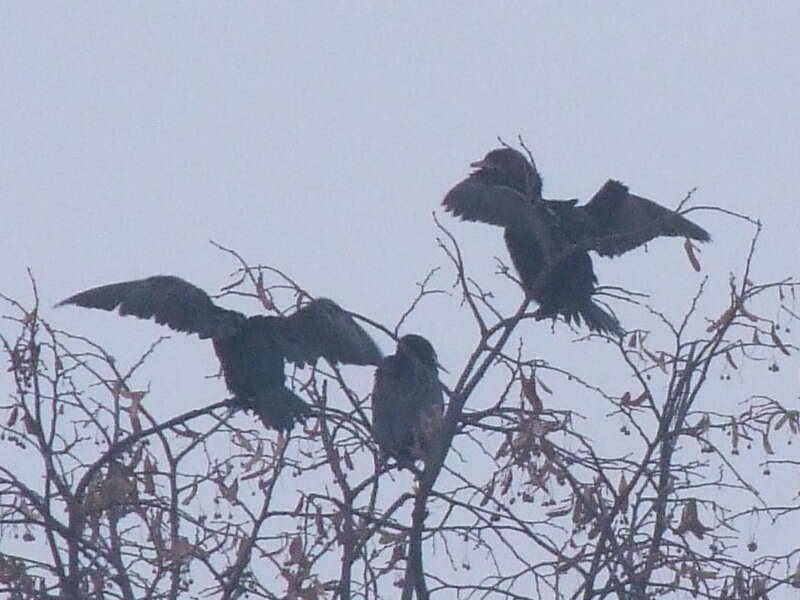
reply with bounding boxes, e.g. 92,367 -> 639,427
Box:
272,298 -> 383,367
579,180 -> 711,257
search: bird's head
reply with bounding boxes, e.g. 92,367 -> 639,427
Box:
470,147 -> 543,199
397,334 -> 439,369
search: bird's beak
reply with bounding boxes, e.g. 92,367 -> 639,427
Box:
469,159 -> 490,169
436,362 -> 450,374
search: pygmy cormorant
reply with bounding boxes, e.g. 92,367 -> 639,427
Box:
58,275 -> 383,430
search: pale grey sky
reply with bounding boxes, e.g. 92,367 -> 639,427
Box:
2,3 -> 799,595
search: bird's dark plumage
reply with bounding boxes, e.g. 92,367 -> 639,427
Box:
58,275 -> 383,431
371,334 -> 444,468
443,147 -> 711,335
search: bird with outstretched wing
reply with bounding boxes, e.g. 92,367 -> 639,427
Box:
59,275 -> 383,431
443,147 -> 710,336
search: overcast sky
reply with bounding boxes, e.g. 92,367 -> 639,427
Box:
2,2 -> 799,593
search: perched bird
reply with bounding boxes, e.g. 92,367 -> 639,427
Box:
371,334 -> 445,468
58,275 -> 383,431
443,147 -> 711,335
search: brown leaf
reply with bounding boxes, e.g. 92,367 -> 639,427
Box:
219,478 -> 239,503
500,470 -> 513,496
143,456 -> 156,495
762,432 -> 774,455
23,414 -> 36,435
182,479 -> 199,506
707,307 -> 734,333
684,238 -> 701,272
292,495 -> 304,516
618,474 -> 629,513
7,406 -> 18,427
675,499 -> 711,540
521,377 -> 543,413
725,351 -> 738,370
234,431 -> 254,453
623,390 -> 650,407
628,332 -> 637,348
731,417 -> 740,451
286,535 -> 304,566
256,272 -> 273,310
164,536 -> 194,565
771,325 -> 791,356
480,478 -> 495,507
774,412 -> 790,431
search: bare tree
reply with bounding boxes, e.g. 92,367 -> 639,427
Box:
2,209 -> 799,600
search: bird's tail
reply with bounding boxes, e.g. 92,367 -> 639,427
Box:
537,300 -> 624,337
575,301 -> 624,337
235,388 -> 312,432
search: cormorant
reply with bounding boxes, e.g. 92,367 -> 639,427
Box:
58,275 -> 383,431
442,147 -> 711,335
371,334 -> 445,468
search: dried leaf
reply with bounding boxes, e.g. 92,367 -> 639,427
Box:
292,495 -> 304,516
618,474 -> 629,513
761,432 -> 774,455
219,478 -> 239,503
182,479 -> 199,506
480,478 -> 495,507
771,325 -> 791,356
256,272 -> 273,310
521,377 -> 543,413
286,535 -> 304,566
675,499 -> 711,540
774,412 -> 790,431
143,456 -> 156,495
7,406 -> 18,427
628,332 -> 638,348
707,307 -> 734,333
730,417 -> 739,451
623,390 -> 650,407
494,438 -> 510,460
234,432 -> 254,453
164,536 -> 194,565
725,351 -> 738,370
684,238 -> 701,271
500,470 -> 513,495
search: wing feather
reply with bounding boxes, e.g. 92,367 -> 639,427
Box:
272,298 -> 383,367
442,177 -> 534,229
581,180 -> 711,257
58,275 -> 244,339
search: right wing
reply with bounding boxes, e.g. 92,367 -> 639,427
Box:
580,180 -> 711,257
442,176 -> 535,229
58,275 -> 244,339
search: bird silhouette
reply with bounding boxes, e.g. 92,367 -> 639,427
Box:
371,334 -> 445,468
58,275 -> 383,430
443,147 -> 711,335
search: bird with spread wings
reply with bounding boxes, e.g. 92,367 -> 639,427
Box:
443,147 -> 711,335
59,275 -> 383,431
